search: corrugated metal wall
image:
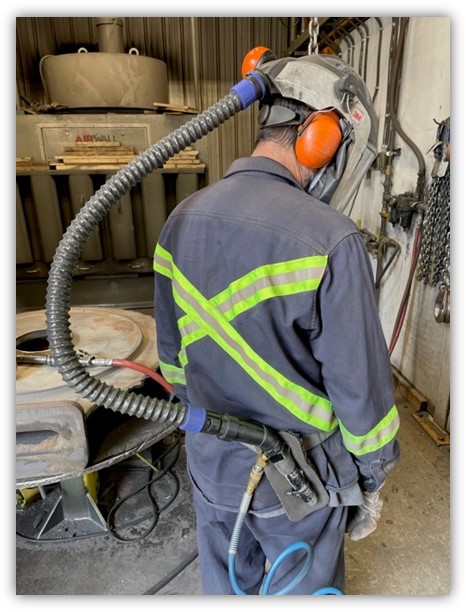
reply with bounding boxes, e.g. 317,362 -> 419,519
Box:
16,17 -> 291,182
16,170 -> 173,279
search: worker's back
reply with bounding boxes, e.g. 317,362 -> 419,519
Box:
153,155 -> 380,513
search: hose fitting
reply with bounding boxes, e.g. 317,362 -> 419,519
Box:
245,452 -> 268,496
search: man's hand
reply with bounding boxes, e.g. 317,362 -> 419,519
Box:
347,490 -> 383,541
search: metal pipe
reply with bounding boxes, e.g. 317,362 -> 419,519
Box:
353,22 -> 366,77
376,18 -> 401,301
340,20 -> 357,66
95,18 -> 125,54
374,239 -> 401,289
335,24 -> 355,67
16,352 -> 113,367
190,17 -> 201,111
382,19 -> 400,152
355,18 -> 370,81
387,17 -> 426,199
372,17 -> 384,103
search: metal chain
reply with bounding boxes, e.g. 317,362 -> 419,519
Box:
417,166 -> 450,286
308,17 -> 319,55
434,234 -> 450,323
416,166 -> 450,323
440,238 -> 450,295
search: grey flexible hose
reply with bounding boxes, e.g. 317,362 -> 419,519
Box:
45,92 -> 243,424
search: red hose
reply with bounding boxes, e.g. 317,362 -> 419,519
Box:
388,225 -> 423,356
112,359 -> 174,395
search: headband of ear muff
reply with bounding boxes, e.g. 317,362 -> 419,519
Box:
295,110 -> 342,169
258,104 -> 307,128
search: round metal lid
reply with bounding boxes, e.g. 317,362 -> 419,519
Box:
16,306 -> 158,410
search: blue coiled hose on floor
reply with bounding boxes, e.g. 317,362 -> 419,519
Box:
229,540 -> 314,595
229,531 -> 343,596
227,456 -> 344,596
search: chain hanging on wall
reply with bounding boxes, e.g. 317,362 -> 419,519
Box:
416,165 -> 450,323
433,234 -> 450,323
308,17 -> 319,55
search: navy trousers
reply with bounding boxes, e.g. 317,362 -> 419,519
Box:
192,485 -> 347,595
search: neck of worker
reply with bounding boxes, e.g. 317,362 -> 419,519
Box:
252,140 -> 314,189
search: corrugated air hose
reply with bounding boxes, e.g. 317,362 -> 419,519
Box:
45,91 -> 246,425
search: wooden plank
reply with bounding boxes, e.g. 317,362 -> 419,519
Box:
49,164 -> 126,171
171,151 -> 199,157
56,155 -> 136,164
164,159 -> 201,165
153,102 -> 199,114
16,164 -> 50,172
163,162 -> 206,169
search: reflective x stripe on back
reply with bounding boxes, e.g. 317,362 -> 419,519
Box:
154,243 -> 400,453
154,243 -> 336,432
179,257 -> 327,348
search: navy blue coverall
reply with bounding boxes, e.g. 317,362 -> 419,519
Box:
153,156 -> 400,595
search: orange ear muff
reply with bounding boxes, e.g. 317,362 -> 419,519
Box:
295,110 -> 342,169
241,47 -> 277,78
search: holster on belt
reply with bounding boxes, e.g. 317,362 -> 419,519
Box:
264,430 -> 331,522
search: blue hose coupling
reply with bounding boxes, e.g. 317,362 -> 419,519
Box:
230,72 -> 268,109
179,404 -> 207,432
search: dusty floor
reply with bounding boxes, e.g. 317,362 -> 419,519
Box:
15,388 -> 451,599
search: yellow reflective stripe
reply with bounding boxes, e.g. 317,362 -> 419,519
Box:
159,360 -> 186,386
168,259 -> 336,432
339,404 -> 400,456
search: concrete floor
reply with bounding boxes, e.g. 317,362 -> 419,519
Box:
15,388 -> 451,599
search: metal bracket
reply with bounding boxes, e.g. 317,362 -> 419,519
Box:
412,410 -> 450,447
35,476 -> 108,540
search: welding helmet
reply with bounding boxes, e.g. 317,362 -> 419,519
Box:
243,48 -> 378,210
